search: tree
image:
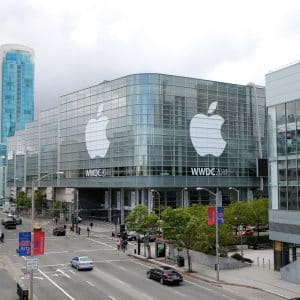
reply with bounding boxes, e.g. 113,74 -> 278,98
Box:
34,190 -> 48,213
161,206 -> 207,272
16,191 -> 31,210
126,205 -> 159,258
225,201 -> 249,234
246,198 -> 268,238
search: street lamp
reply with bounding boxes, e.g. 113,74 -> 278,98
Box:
30,171 -> 63,300
197,187 -> 222,281
181,187 -> 188,207
150,189 -> 161,219
229,187 -> 240,202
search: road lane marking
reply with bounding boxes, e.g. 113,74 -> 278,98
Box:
38,268 -> 76,300
45,250 -> 69,254
87,238 -> 114,248
57,268 -> 71,278
172,290 -> 187,297
86,280 -> 95,287
109,296 -> 116,300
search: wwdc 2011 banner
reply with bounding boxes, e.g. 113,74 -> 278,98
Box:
191,167 -> 228,176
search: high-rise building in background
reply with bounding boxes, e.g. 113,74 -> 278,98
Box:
0,44 -> 34,198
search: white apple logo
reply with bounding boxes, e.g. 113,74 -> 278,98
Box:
85,104 -> 110,159
190,101 -> 226,157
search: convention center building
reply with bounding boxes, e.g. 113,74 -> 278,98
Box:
6,73 -> 267,223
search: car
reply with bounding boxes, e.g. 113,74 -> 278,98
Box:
127,231 -> 137,241
33,223 -> 42,231
70,256 -> 93,270
12,215 -> 22,225
147,266 -> 183,285
53,227 -> 66,236
3,218 -> 17,229
240,227 -> 255,236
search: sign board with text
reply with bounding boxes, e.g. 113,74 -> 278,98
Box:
26,257 -> 38,271
19,232 -> 32,256
208,207 -> 224,225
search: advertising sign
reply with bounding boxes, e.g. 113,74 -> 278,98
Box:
33,231 -> 45,256
19,232 -> 32,256
217,207 -> 224,224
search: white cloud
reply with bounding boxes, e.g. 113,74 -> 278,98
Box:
1,0 -> 300,114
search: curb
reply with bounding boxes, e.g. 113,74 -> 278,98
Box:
128,253 -> 289,299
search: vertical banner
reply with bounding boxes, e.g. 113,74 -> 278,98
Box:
208,206 -> 225,225
19,232 -> 32,256
33,231 -> 45,255
208,206 -> 216,225
217,207 -> 224,224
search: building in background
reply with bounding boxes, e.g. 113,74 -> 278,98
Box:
6,73 -> 266,223
0,44 -> 34,198
266,62 -> 300,280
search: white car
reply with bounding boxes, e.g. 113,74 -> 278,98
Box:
70,256 -> 93,270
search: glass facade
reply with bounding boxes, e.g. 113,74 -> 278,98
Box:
268,99 -> 300,211
7,73 -> 266,211
0,44 -> 34,198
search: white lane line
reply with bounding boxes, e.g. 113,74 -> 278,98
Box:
57,268 -> 71,278
45,250 -> 69,255
108,296 -> 116,300
85,280 -> 95,287
87,238 -> 114,248
38,268 -> 76,300
172,290 -> 187,297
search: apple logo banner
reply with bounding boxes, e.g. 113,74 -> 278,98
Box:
85,104 -> 110,159
190,101 -> 226,157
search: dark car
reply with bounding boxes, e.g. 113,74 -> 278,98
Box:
12,215 -> 22,225
147,266 -> 183,285
53,227 -> 66,236
3,219 -> 17,229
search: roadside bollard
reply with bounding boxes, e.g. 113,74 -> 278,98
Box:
262,258 -> 265,268
257,257 -> 259,267
268,259 -> 271,270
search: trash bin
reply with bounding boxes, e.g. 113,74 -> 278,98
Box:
177,256 -> 184,267
17,282 -> 29,300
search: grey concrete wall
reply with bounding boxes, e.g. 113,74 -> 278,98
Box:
281,260 -> 300,284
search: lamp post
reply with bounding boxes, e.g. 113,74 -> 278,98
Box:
197,187 -> 222,281
181,187 -> 188,207
0,155 -> 6,198
30,171 -> 63,300
150,189 -> 161,219
229,187 -> 240,202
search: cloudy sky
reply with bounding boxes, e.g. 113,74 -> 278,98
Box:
1,0 -> 300,115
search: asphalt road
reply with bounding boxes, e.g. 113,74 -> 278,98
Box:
0,213 -> 284,300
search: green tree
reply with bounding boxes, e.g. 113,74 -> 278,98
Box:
34,190 -> 48,213
161,206 -> 208,272
246,198 -> 268,238
225,201 -> 249,234
16,191 -> 31,210
126,205 -> 159,258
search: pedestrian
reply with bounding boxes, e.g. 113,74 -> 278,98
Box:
90,222 -> 93,229
0,231 -> 4,243
117,238 -> 121,251
87,227 -> 90,237
55,217 -> 58,225
78,226 -> 81,235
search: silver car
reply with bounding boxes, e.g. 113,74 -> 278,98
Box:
70,256 -> 93,270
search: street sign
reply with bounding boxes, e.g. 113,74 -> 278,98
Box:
26,257 -> 38,270
19,232 -> 32,256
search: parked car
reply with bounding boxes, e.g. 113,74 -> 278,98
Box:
240,227 -> 255,236
53,227 -> 66,236
3,218 -> 17,229
147,266 -> 183,285
127,231 -> 137,241
70,256 -> 93,270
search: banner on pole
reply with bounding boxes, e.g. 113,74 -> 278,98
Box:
33,231 -> 45,255
19,232 -> 32,256
208,206 -> 224,225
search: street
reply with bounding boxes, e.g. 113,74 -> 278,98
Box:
0,213 -> 284,300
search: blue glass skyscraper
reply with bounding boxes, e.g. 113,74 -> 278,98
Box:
0,44 -> 34,197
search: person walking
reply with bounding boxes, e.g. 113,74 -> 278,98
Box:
0,231 -> 4,243
87,227 -> 90,237
78,226 -> 81,235
55,217 -> 58,225
116,238 -> 121,251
